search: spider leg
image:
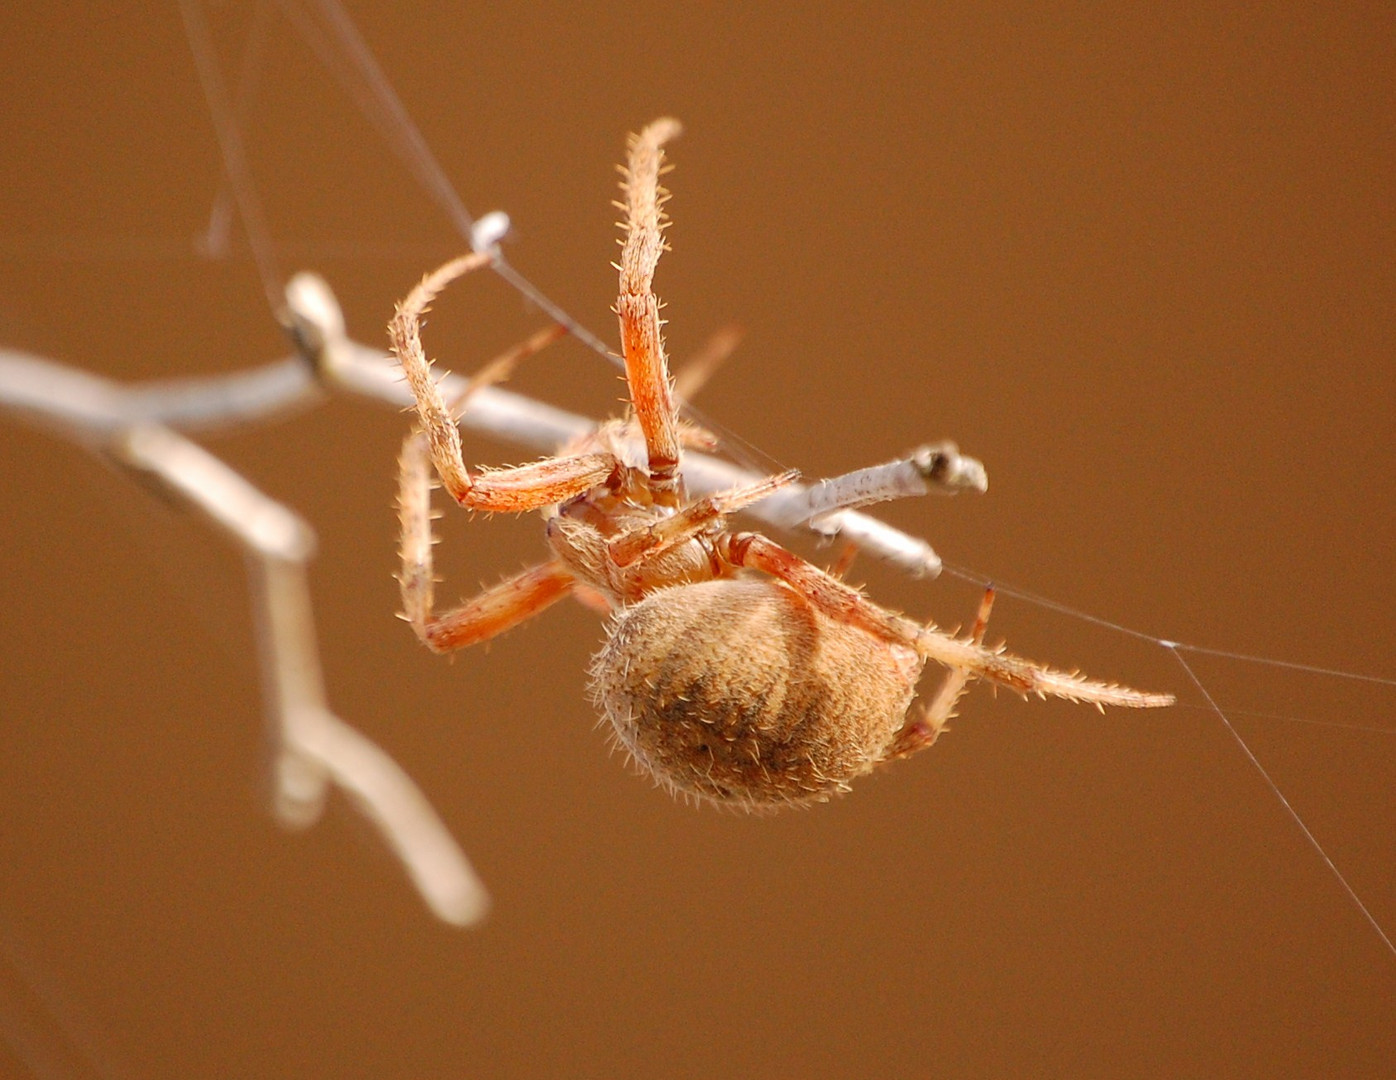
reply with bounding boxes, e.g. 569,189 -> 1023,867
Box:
672,324 -> 743,402
391,252 -> 620,513
569,582 -> 616,615
720,532 -> 1175,709
829,541 -> 861,579
398,431 -> 574,653
607,470 -> 799,567
401,561 -> 575,654
616,117 -> 685,506
443,322 -> 567,419
885,588 -> 995,759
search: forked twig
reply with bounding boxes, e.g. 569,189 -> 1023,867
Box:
110,422 -> 489,926
0,271 -> 987,924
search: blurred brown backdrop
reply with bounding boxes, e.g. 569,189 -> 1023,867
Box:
1,2 -> 1393,1077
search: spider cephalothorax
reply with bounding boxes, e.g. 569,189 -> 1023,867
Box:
390,118 -> 1172,811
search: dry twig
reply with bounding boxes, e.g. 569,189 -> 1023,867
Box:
0,271 -> 989,924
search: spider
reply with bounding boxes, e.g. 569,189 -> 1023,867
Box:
389,117 -> 1174,811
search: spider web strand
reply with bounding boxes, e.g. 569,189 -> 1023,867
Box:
944,561 -> 1396,690
281,0 -> 477,237
263,0 -> 790,482
178,0 -> 285,311
1166,645 -> 1395,960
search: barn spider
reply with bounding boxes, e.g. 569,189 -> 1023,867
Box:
390,117 -> 1174,810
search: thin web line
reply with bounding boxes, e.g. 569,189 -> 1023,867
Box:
198,0 -> 271,259
944,560 -> 1396,689
1167,646 -> 1396,958
947,561 -> 1395,958
0,917 -> 126,1080
943,561 -> 1164,645
178,0 -> 284,313
1170,643 -> 1396,687
278,0 -> 477,238
189,0 -> 785,482
1169,705 -> 1394,736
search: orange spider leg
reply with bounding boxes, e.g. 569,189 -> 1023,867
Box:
444,322 -> 568,418
390,252 -> 620,513
886,588 -> 996,759
404,560 -> 575,654
569,583 -> 616,616
829,541 -> 860,579
398,431 -> 574,653
616,117 -> 684,506
673,324 -> 743,402
720,532 -> 1175,709
606,469 -> 799,567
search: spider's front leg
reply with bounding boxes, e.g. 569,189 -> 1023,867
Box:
390,252 -> 621,514
616,117 -> 685,506
397,431 -> 575,653
606,469 -> 799,567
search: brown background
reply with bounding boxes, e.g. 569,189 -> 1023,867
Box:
1,3 -> 1393,1077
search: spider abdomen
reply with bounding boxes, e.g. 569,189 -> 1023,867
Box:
590,578 -> 925,810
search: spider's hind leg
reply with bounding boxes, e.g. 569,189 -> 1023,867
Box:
885,589 -> 995,760
720,531 -> 1174,710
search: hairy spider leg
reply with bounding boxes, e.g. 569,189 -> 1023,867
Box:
616,117 -> 685,506
886,588 -> 996,759
442,322 -> 568,420
397,431 -> 576,653
606,469 -> 800,568
720,532 -> 1175,710
390,251 -> 620,513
